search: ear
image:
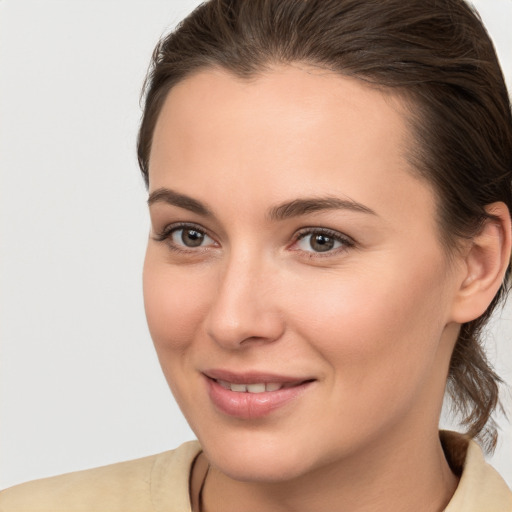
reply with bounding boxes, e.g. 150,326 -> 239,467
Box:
450,202 -> 512,324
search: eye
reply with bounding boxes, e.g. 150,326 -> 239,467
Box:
171,227 -> 214,248
154,223 -> 217,251
294,228 -> 354,254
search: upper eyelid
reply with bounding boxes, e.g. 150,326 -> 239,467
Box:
293,226 -> 354,242
153,222 -> 214,242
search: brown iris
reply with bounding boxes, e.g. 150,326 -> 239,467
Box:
181,229 -> 205,247
309,233 -> 335,252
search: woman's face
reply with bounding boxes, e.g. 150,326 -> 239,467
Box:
144,65 -> 464,481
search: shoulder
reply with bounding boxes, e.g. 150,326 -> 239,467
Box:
442,431 -> 512,512
0,441 -> 201,512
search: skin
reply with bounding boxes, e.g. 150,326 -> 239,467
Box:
143,65 -> 510,511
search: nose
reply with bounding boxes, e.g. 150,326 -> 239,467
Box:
204,252 -> 285,349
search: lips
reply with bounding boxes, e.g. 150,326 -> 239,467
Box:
203,369 -> 315,419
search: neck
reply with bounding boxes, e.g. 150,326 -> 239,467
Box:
200,427 -> 458,512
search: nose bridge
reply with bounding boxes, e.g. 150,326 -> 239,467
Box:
205,245 -> 283,348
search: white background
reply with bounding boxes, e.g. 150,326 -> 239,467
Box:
1,0 -> 511,490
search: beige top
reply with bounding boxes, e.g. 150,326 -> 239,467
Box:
1,433 -> 510,511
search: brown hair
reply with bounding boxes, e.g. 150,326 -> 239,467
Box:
137,0 -> 512,450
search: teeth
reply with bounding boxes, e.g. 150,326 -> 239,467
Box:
246,383 -> 266,393
216,380 -> 284,392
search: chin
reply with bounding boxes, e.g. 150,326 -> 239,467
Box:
197,430 -> 322,483
210,452 -> 309,483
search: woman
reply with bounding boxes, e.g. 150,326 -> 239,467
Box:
1,0 -> 511,510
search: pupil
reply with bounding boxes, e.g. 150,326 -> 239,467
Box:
182,229 -> 204,247
311,234 -> 334,252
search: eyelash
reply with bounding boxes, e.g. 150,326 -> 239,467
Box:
153,223 -> 355,257
153,222 -> 217,254
291,227 -> 355,257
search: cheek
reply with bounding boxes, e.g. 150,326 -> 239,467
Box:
287,266 -> 452,444
288,261 -> 450,390
143,251 -> 211,354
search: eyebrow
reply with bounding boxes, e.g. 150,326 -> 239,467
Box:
147,187 -> 377,220
147,188 -> 213,217
268,197 -> 377,221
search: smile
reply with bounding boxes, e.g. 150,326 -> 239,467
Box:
204,371 -> 315,419
215,380 -> 296,393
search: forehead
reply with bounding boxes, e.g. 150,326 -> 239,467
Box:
151,64 -> 410,163
152,65 -> 407,170
149,65 -> 436,231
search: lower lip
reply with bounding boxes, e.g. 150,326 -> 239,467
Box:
205,377 -> 313,419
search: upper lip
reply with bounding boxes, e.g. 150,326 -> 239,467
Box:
203,368 -> 315,385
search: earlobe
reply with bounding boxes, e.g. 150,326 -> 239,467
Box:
450,202 -> 512,324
